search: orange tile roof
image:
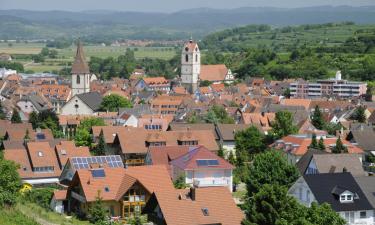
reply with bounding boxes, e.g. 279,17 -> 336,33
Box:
142,77 -> 169,85
183,40 -> 199,52
38,84 -> 71,101
27,142 -> 61,169
92,126 -> 144,144
53,190 -> 67,200
274,135 -> 364,156
73,165 -> 174,202
115,130 -> 219,154
200,65 -> 228,82
149,187 -> 244,225
55,141 -> 91,167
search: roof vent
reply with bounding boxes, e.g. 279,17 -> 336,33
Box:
61,149 -> 67,155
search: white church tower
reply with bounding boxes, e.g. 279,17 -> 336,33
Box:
181,39 -> 200,92
71,40 -> 91,96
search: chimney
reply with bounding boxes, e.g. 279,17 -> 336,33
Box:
190,187 -> 196,201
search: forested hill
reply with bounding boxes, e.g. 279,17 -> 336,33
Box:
201,23 -> 375,52
1,6 -> 375,40
199,22 -> 375,82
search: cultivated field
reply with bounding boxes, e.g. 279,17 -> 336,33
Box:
0,43 -> 177,72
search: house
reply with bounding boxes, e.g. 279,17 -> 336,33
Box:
59,155 -> 124,184
50,190 -> 67,214
60,92 -> 103,115
200,64 -> 234,84
138,115 -> 171,131
4,140 -> 90,185
346,129 -> 375,153
240,112 -> 275,133
17,94 -> 52,114
0,53 -> 12,61
4,127 -> 53,142
272,134 -> 364,164
215,124 -> 252,156
168,123 -> 218,141
145,146 -> 190,175
38,84 -> 72,113
151,96 -> 183,115
170,146 -> 234,191
288,173 -> 374,225
296,152 -> 366,177
135,77 -> 171,92
113,129 -> 219,166
66,165 -> 174,221
143,187 -> 244,225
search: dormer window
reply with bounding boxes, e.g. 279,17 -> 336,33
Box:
340,193 -> 354,203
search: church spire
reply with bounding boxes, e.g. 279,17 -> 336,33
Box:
71,39 -> 90,74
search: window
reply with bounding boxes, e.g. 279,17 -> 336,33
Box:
347,195 -> 352,201
306,190 -> 310,202
360,211 -> 366,218
195,54 -> 198,62
104,186 -> 110,192
185,54 -> 188,62
76,75 -> 80,84
340,195 -> 346,201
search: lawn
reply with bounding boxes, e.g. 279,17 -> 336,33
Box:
0,207 -> 39,225
17,202 -> 90,225
0,42 -> 45,54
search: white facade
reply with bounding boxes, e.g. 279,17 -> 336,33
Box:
289,177 -> 375,225
181,40 -> 200,85
71,73 -> 91,96
50,197 -> 64,214
60,95 -> 94,115
172,166 -> 233,192
17,100 -> 37,114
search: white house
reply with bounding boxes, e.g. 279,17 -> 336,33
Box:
50,190 -> 67,214
60,92 -> 102,115
288,173 -> 374,225
170,146 -> 234,192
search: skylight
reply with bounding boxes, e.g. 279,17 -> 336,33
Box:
202,207 -> 209,216
196,159 -> 219,167
91,169 -> 106,178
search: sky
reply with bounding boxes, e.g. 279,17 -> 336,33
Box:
0,0 -> 374,12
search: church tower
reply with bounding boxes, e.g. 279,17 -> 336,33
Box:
181,39 -> 200,93
71,40 -> 91,96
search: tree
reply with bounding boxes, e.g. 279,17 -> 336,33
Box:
217,146 -> 224,158
74,128 -> 92,147
243,184 -> 302,225
318,137 -> 326,150
332,136 -> 347,154
100,94 -> 132,112
29,111 -> 39,129
24,129 -> 30,141
352,106 -> 366,123
11,108 -> 21,123
283,88 -> 291,98
311,105 -> 325,130
199,80 -> 212,87
88,191 -> 107,224
0,157 -> 22,206
94,129 -> 106,156
308,133 -> 318,149
204,105 -> 234,124
234,126 -> 266,166
242,184 -> 346,225
173,174 -> 188,189
246,150 -> 299,195
271,111 -> 297,139
0,101 -> 6,120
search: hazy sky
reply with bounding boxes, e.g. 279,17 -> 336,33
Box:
0,0 -> 374,12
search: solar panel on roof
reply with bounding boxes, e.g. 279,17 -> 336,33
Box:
36,133 -> 46,140
71,155 -> 124,170
91,169 -> 105,178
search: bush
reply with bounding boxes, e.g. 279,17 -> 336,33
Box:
24,188 -> 54,209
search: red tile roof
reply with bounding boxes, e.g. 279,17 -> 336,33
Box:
200,65 -> 228,82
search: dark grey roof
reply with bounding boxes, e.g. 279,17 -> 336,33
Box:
215,124 -> 255,141
355,176 -> 375,208
312,154 -> 366,177
347,130 -> 375,151
118,104 -> 153,117
76,92 -> 102,111
19,94 -> 50,112
296,149 -> 327,175
368,111 -> 375,124
304,173 -> 373,212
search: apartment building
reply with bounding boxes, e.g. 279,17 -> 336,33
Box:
290,71 -> 367,99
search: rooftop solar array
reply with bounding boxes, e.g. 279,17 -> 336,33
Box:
196,159 -> 219,167
71,155 -> 124,170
